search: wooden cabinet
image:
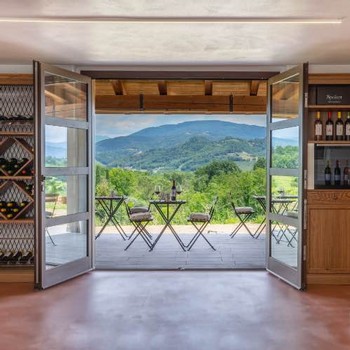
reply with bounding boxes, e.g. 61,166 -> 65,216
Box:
306,74 -> 350,284
307,190 -> 350,283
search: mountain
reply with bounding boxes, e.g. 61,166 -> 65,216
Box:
96,120 -> 266,155
95,120 -> 272,170
96,135 -> 110,142
106,135 -> 266,171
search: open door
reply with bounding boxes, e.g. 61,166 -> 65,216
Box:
266,64 -> 308,289
34,62 -> 94,289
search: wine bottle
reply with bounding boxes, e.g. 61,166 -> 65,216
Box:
324,160 -> 331,186
10,251 -> 22,264
335,111 -> 344,141
345,112 -> 350,141
19,251 -> 33,264
343,160 -> 349,187
1,252 -> 14,263
171,180 -> 177,201
314,111 -> 323,141
334,160 -> 341,186
325,112 -> 334,141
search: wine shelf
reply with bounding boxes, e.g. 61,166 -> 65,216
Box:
0,83 -> 34,259
309,105 -> 350,110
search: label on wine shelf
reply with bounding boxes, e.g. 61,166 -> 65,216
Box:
315,124 -> 322,136
326,125 -> 333,136
336,124 -> 344,136
346,124 -> 350,136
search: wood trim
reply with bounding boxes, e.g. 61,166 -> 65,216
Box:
82,70 -> 279,80
95,94 -> 266,114
0,74 -> 33,85
307,273 -> 350,285
309,73 -> 350,85
0,268 -> 34,283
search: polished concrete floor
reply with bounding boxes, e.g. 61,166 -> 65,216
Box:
1,271 -> 349,350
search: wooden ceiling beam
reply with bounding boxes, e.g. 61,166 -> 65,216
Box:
112,80 -> 123,95
250,80 -> 260,96
205,80 -> 213,96
158,80 -> 167,95
95,95 -> 266,114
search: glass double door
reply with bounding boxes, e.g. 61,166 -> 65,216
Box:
34,62 -> 93,289
266,64 -> 308,289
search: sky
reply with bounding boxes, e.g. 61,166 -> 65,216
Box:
95,114 -> 267,138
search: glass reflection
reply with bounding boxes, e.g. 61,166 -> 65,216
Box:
45,125 -> 87,167
270,220 -> 298,268
45,175 -> 87,217
271,73 -> 300,122
271,126 -> 299,169
45,73 -> 87,121
45,220 -> 87,269
270,175 -> 299,216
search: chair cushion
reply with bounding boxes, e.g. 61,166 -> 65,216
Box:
188,213 -> 210,222
235,207 -> 254,214
129,206 -> 149,214
130,212 -> 153,222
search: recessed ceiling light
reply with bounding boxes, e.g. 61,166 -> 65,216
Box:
0,16 -> 344,24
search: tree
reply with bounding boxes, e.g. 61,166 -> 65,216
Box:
108,168 -> 136,195
253,157 -> 266,170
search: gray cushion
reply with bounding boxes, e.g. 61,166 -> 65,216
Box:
129,206 -> 149,214
235,207 -> 254,214
189,213 -> 210,222
130,212 -> 153,222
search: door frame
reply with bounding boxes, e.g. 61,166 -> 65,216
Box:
34,61 -> 94,289
265,63 -> 308,289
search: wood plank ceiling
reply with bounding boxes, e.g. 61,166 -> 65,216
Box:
94,79 -> 267,114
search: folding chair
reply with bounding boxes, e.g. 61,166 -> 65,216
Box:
45,193 -> 59,246
124,205 -> 154,251
186,197 -> 217,251
125,202 -> 152,242
230,200 -> 256,238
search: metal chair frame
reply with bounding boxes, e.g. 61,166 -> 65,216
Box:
230,201 -> 256,239
45,193 -> 59,246
186,197 -> 217,251
124,205 -> 153,251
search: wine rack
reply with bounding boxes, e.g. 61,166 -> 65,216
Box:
0,84 -> 34,266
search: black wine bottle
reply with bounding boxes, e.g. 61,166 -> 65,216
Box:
335,112 -> 344,141
325,112 -> 334,141
171,180 -> 177,201
334,160 -> 341,186
314,111 -> 323,141
19,251 -> 33,264
345,112 -> 350,141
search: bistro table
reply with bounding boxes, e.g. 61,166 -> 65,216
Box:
253,195 -> 298,239
149,199 -> 187,251
95,196 -> 127,240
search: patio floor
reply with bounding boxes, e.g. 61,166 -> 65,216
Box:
46,224 -> 298,270
94,223 -> 294,270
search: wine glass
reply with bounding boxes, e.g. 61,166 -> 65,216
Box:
176,185 -> 182,195
154,185 -> 161,197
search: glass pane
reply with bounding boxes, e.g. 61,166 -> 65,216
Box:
45,220 -> 87,269
45,125 -> 87,167
45,73 -> 87,121
271,73 -> 300,122
271,127 -> 299,169
45,175 -> 87,217
270,220 -> 298,268
314,146 -> 350,188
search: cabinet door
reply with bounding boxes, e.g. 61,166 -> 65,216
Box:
308,206 -> 350,272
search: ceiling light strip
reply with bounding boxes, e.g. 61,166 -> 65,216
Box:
0,16 -> 343,24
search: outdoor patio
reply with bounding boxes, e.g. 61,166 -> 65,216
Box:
93,223 -> 297,270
